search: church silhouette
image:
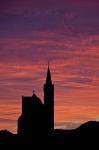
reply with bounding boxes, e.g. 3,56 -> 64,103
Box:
0,64 -> 99,148
17,64 -> 54,141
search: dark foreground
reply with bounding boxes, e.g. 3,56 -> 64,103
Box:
0,121 -> 99,149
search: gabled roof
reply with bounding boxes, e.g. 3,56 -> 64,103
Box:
32,93 -> 44,106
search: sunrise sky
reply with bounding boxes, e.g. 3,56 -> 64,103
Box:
0,0 -> 99,133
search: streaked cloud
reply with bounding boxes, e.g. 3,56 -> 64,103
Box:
0,0 -> 99,133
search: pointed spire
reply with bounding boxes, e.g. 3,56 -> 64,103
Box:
46,62 -> 52,84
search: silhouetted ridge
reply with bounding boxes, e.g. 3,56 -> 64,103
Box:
76,121 -> 99,135
0,130 -> 12,136
77,121 -> 99,130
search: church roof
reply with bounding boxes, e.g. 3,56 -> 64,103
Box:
32,93 -> 43,106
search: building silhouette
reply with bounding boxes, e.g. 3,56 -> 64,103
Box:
1,64 -> 99,148
17,64 -> 54,140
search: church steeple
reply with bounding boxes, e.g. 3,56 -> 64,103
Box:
44,63 -> 54,131
46,63 -> 52,84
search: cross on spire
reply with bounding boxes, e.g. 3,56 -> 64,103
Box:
33,90 -> 35,94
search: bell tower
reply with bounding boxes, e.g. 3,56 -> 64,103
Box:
44,63 -> 54,131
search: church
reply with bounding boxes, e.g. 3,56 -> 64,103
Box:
17,65 -> 54,140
